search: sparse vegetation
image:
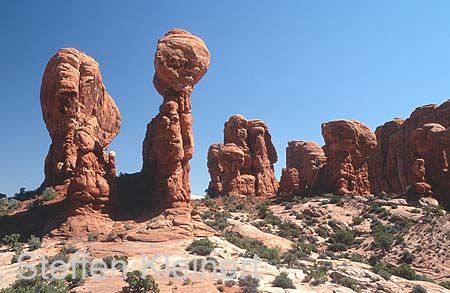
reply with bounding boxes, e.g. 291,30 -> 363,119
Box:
411,285 -> 427,293
27,235 -> 42,251
122,270 -> 160,293
186,238 -> 215,256
337,276 -> 361,292
224,232 -> 281,265
272,272 -> 295,289
239,275 -> 260,293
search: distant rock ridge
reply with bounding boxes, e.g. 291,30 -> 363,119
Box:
279,120 -> 377,196
368,100 -> 450,207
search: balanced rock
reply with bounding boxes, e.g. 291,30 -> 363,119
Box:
40,48 -> 121,209
322,120 -> 377,195
142,28 -> 210,207
207,115 -> 278,196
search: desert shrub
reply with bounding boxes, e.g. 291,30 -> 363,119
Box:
337,276 -> 361,292
410,208 -> 421,214
277,222 -> 301,240
411,285 -> 427,293
239,275 -> 260,293
352,216 -> 364,226
305,263 -> 330,285
106,233 -> 118,242
370,258 -> 417,281
401,250 -> 415,264
186,238 -> 215,256
340,253 -> 365,263
41,187 -> 56,201
28,235 -> 42,251
188,257 -> 218,272
327,243 -> 348,252
2,233 -> 21,252
273,272 -> 295,289
204,198 -> 215,208
224,232 -> 281,265
48,253 -> 69,265
333,229 -> 355,246
205,211 -> 229,232
60,245 -> 78,255
329,195 -> 343,206
315,226 -> 329,237
256,203 -> 270,219
225,280 -> 236,287
0,267 -> 69,293
371,222 -> 394,251
393,264 -> 416,280
0,198 -> 22,216
87,233 -> 98,242
65,264 -> 86,289
439,281 -> 450,289
122,270 -> 160,293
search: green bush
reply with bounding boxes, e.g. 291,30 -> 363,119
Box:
256,203 -> 270,219
60,245 -> 78,255
2,233 -> 21,252
41,187 -> 56,201
186,238 -> 215,256
337,276 -> 361,292
393,264 -> 416,280
439,281 -> 450,289
224,232 -> 281,265
239,275 -> 260,293
273,272 -> 296,289
27,235 -> 42,251
87,233 -> 98,242
205,211 -> 229,232
371,222 -> 394,251
333,229 -> 355,246
352,216 -> 364,226
411,285 -> 427,293
65,264 -> 86,289
122,270 -> 160,293
0,267 -> 69,293
188,257 -> 218,272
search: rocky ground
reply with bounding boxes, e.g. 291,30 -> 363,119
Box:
1,193 -> 450,293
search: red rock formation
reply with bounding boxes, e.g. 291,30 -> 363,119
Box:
40,48 -> 121,209
142,28 -> 210,207
207,115 -> 278,196
279,168 -> 300,195
368,101 -> 450,207
279,140 -> 326,195
322,120 -> 377,195
207,144 -> 223,196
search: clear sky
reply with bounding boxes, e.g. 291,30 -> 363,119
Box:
1,1 -> 450,197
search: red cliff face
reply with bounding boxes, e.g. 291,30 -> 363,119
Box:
142,28 -> 210,207
279,140 -> 326,195
40,48 -> 121,210
322,120 -> 377,195
207,115 -> 278,197
368,100 -> 450,206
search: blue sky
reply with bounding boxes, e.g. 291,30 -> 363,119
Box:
1,1 -> 450,196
